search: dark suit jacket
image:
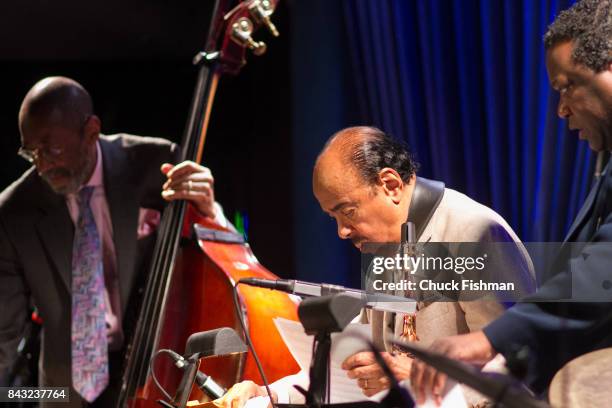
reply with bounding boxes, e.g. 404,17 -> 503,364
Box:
0,134 -> 178,406
484,162 -> 612,392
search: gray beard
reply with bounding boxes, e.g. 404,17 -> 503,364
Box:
43,157 -> 95,196
48,177 -> 82,195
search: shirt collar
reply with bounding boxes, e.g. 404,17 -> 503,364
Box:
84,141 -> 104,188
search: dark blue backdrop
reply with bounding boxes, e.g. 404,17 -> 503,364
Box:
290,0 -> 596,288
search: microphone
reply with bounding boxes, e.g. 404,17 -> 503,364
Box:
239,277 -> 362,297
401,221 -> 417,257
239,277 -> 417,315
165,349 -> 226,399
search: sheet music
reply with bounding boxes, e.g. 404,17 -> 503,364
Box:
273,317 -> 375,403
402,379 -> 467,408
243,396 -> 271,408
272,317 -> 467,407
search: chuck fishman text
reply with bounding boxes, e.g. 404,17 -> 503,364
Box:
371,279 -> 515,292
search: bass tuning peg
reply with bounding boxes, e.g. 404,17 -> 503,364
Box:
249,0 -> 279,37
231,17 -> 267,56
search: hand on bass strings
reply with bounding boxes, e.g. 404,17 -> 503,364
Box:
161,160 -> 216,218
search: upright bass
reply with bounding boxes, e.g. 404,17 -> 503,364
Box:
117,1 -> 299,406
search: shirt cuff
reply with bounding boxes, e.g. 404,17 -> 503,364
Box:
212,201 -> 237,233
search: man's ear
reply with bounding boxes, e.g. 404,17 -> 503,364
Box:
84,114 -> 101,143
378,168 -> 404,203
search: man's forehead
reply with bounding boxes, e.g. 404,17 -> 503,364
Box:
314,176 -> 349,206
315,176 -> 373,213
546,44 -> 572,83
315,163 -> 362,195
22,107 -> 66,130
547,41 -> 582,70
21,120 -> 77,146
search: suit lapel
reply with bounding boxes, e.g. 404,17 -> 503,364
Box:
35,178 -> 74,293
408,177 -> 445,242
100,137 -> 139,313
563,171 -> 605,243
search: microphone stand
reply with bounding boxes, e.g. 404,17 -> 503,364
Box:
307,332 -> 332,407
173,356 -> 201,408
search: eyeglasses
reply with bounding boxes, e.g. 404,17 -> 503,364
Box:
17,115 -> 91,163
17,145 -> 65,163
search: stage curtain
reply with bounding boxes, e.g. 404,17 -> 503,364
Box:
342,0 -> 595,244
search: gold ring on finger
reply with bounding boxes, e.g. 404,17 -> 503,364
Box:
188,180 -> 193,191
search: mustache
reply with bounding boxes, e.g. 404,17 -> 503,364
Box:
40,168 -> 73,181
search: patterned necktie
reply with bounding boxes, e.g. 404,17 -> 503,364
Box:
71,186 -> 109,402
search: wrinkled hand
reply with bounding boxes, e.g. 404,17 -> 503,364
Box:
410,331 -> 495,405
214,380 -> 276,408
161,161 -> 216,218
342,351 -> 413,397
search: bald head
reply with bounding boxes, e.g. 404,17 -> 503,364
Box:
314,126 -> 418,190
19,76 -> 93,135
17,77 -> 100,195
